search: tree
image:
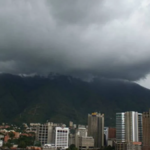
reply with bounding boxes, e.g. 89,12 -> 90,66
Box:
8,132 -> 15,140
17,135 -> 35,147
67,144 -> 78,150
34,141 -> 41,147
3,142 -> 12,148
18,141 -> 26,148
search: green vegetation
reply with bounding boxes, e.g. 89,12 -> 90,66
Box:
0,74 -> 150,126
8,132 -> 15,140
18,135 -> 35,148
34,141 -> 41,147
67,144 -> 78,150
3,142 -> 13,148
4,135 -> 35,148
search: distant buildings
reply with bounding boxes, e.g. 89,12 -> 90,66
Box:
4,109 -> 150,150
69,122 -> 94,149
26,123 -> 40,133
88,112 -> 104,148
36,122 -> 69,149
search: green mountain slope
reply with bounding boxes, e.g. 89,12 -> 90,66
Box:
0,73 -> 150,126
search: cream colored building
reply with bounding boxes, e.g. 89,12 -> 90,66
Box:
78,136 -> 94,149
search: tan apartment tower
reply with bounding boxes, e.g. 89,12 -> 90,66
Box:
88,112 -> 104,148
142,109 -> 150,150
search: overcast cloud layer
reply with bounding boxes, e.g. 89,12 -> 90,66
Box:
0,0 -> 150,81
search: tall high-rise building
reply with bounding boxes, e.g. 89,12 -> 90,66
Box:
142,109 -> 150,150
116,111 -> 142,143
116,113 -> 125,142
88,112 -> 104,148
138,113 -> 143,142
125,111 -> 139,142
115,111 -> 142,150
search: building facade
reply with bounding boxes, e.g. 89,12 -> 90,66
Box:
138,113 -> 143,142
78,136 -> 94,149
36,122 -> 55,145
116,113 -> 125,142
116,111 -> 142,150
108,128 -> 116,139
88,112 -> 104,148
75,127 -> 87,148
55,127 -> 69,149
104,127 -> 109,146
142,110 -> 150,150
116,111 -> 142,143
125,111 -> 139,142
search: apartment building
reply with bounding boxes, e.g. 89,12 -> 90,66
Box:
36,122 -> 54,145
55,127 -> 69,149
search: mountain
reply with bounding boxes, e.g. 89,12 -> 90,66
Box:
0,73 -> 149,126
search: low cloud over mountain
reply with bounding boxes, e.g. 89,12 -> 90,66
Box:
0,0 -> 150,81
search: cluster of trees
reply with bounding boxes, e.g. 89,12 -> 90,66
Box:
3,132 -> 37,148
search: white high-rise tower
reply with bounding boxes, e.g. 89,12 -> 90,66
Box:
116,111 -> 142,142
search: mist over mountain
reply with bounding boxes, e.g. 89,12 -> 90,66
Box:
0,73 -> 150,126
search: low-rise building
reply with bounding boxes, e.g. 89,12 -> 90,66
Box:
115,142 -> 127,150
78,136 -> 94,149
108,128 -> 116,139
69,134 -> 75,146
75,127 -> 87,148
107,139 -> 115,147
127,142 -> 142,150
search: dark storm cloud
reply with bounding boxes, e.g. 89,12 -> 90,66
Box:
0,0 -> 150,80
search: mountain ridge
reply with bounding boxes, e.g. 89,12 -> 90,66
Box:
0,73 -> 149,126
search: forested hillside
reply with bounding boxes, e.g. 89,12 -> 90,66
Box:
0,73 -> 149,126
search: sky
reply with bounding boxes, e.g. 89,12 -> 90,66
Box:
0,0 -> 150,88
